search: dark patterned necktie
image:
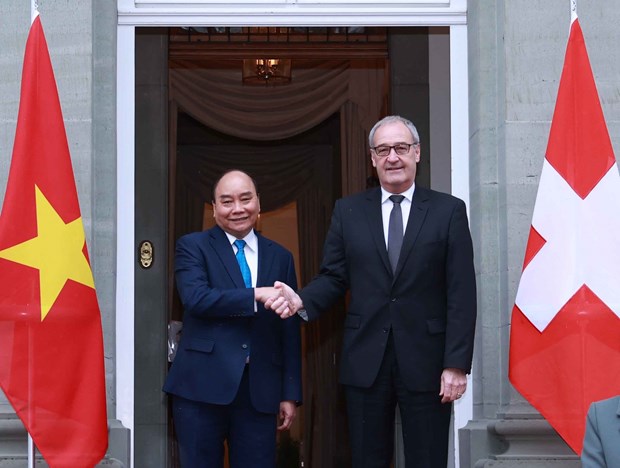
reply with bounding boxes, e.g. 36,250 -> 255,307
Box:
387,195 -> 405,273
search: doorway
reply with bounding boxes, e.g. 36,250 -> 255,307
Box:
122,5 -> 469,465
135,28 -> 390,466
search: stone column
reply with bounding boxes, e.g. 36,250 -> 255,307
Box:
461,0 -> 620,466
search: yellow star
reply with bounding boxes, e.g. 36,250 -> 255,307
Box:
0,185 -> 94,321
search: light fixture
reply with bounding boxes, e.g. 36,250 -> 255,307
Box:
242,58 -> 292,85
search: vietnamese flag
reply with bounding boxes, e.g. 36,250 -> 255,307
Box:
0,14 -> 107,467
509,10 -> 620,454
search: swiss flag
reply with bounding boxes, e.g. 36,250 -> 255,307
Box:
509,13 -> 620,454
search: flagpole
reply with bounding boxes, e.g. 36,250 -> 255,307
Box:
27,0 -> 36,460
27,1 -> 38,466
26,0 -> 37,457
27,436 -> 34,468
31,0 -> 38,22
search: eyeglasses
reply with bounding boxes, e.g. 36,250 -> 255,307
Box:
371,143 -> 419,158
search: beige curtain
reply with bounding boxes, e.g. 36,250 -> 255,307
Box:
169,58 -> 386,195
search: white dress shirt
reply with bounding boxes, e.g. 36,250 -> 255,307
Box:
226,230 -> 259,360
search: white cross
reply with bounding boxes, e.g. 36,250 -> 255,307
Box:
515,159 -> 620,331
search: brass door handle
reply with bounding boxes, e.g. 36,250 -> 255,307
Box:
139,240 -> 154,268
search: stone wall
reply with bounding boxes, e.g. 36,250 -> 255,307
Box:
462,0 -> 620,466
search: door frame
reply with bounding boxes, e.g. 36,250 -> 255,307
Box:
116,1 -> 470,466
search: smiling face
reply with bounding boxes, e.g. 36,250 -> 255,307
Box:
370,120 -> 420,194
212,171 -> 260,239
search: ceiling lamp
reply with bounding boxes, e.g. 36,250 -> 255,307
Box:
242,58 -> 292,85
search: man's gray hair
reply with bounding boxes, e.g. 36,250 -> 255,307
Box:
368,115 -> 420,148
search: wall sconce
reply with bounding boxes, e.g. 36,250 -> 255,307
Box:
242,58 -> 292,85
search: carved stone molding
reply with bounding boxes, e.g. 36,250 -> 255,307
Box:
460,413 -> 582,468
117,0 -> 467,26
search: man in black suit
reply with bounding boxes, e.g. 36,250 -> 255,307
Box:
164,169 -> 302,468
269,115 -> 477,467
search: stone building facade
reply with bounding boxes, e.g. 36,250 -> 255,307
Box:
1,1 -> 618,466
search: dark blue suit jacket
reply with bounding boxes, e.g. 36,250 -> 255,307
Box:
300,186 -> 477,391
163,226 -> 302,414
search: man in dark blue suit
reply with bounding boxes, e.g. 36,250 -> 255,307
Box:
164,169 -> 302,468
269,116 -> 477,468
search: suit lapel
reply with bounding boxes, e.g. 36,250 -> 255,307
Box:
256,233 -> 275,287
209,226 -> 246,288
394,187 -> 429,280
364,188 -> 393,275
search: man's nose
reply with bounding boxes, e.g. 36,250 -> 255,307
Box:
386,149 -> 400,161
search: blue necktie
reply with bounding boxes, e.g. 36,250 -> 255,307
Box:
234,239 -> 252,288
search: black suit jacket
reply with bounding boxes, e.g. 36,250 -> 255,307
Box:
300,186 -> 476,391
163,226 -> 302,413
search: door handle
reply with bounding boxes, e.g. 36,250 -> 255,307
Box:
139,240 -> 154,269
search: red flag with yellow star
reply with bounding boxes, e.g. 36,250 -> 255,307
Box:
0,14 -> 107,467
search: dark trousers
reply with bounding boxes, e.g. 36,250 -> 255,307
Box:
345,333 -> 452,468
172,366 -> 277,468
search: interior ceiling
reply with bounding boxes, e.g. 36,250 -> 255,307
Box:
168,26 -> 389,61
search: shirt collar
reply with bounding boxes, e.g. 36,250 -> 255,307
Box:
380,183 -> 415,204
225,229 -> 258,252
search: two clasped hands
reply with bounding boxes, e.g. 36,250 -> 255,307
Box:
254,281 -> 301,319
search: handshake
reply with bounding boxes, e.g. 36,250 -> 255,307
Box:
255,281 -> 302,319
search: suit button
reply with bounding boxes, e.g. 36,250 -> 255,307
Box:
391,298 -> 396,302
382,328 -> 389,333
241,344 -> 248,349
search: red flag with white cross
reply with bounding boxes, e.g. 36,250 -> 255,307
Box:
0,14 -> 108,467
509,10 -> 620,454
